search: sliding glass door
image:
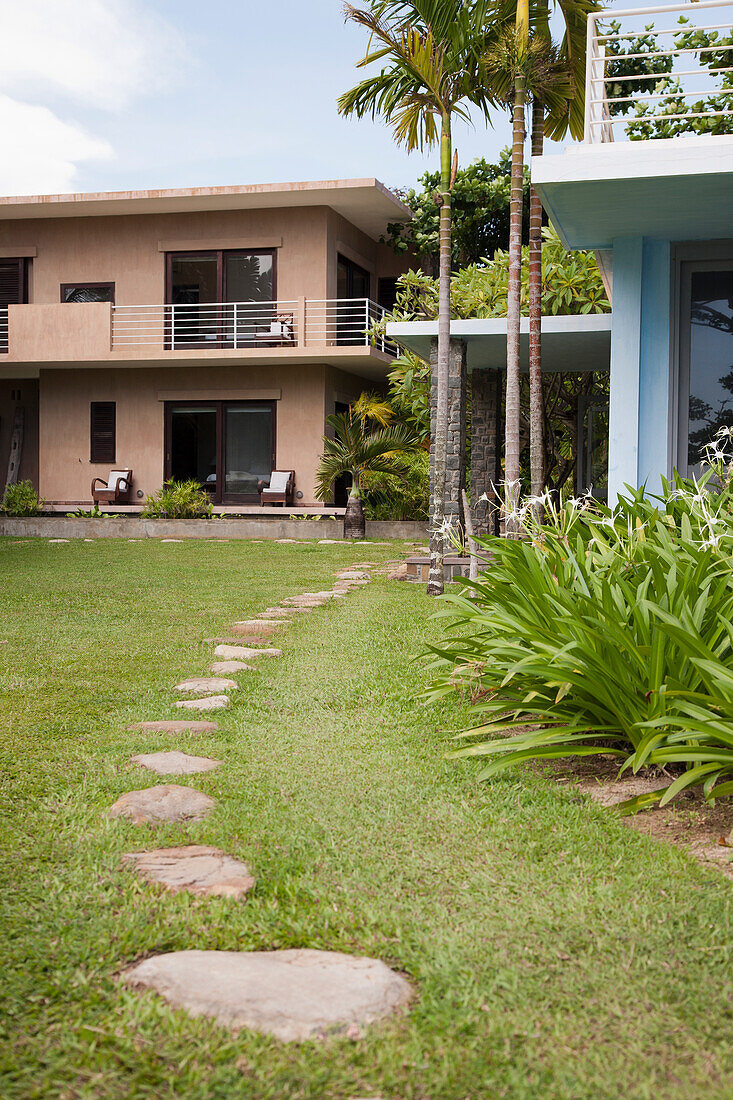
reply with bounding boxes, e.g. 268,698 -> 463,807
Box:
678,260 -> 733,476
166,401 -> 275,502
166,250 -> 276,347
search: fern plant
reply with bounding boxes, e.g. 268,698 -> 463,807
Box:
141,480 -> 213,519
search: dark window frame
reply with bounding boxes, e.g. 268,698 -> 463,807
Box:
61,282 -> 115,304
164,249 -> 278,306
163,399 -> 277,503
90,401 -> 116,464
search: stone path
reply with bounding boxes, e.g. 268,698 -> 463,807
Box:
109,785 -> 216,824
123,846 -> 254,898
113,555 -> 412,1040
122,949 -> 412,1041
131,751 -> 222,775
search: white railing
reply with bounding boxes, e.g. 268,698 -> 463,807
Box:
111,300 -> 299,349
305,298 -> 395,353
585,1 -> 733,143
110,298 -> 396,355
0,308 -> 7,353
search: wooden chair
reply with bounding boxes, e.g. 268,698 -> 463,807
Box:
91,469 -> 133,505
257,470 -> 295,507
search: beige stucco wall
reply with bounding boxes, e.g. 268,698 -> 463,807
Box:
0,379 -> 39,489
38,363 -> 336,505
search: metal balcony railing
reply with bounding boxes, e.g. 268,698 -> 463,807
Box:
585,1 -> 733,143
111,300 -> 300,350
304,298 -> 396,353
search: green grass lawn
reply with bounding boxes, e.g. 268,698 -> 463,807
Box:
1,536 -> 732,1100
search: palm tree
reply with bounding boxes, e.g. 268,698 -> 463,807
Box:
315,408 -> 422,539
338,0 -> 497,592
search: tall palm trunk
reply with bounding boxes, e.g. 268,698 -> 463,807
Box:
504,72 -> 526,535
528,96 -> 545,509
428,117 -> 452,596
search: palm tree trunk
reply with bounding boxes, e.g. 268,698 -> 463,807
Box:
427,117 -> 452,596
344,490 -> 365,540
505,73 -> 526,535
528,96 -> 545,511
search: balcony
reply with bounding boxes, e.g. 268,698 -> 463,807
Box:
0,297 -> 396,375
586,0 -> 733,143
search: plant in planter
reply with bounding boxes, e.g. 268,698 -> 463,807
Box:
141,480 -> 213,519
2,480 -> 44,516
315,400 -> 422,540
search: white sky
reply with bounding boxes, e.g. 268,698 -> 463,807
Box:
0,0 -> 697,197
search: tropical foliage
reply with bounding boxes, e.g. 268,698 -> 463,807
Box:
141,480 -> 213,519
381,152 -> 530,273
1,479 -> 44,516
427,432 -> 733,811
315,400 -> 422,502
362,449 -> 431,520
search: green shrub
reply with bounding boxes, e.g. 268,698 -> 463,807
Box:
1,480 -> 44,516
427,472 -> 733,811
362,449 -> 429,520
141,480 -> 213,519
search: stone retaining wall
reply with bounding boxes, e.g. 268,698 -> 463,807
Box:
0,516 -> 427,541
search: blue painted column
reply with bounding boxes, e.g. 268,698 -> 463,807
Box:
607,237 -> 671,504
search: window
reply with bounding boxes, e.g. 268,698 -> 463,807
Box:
90,402 -> 116,464
377,277 -> 399,312
336,255 -> 371,346
0,258 -> 28,309
62,283 -> 115,303
165,250 -> 276,346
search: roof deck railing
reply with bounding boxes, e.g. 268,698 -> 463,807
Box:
585,0 -> 733,143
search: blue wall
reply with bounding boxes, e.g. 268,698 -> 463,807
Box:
608,237 -> 671,503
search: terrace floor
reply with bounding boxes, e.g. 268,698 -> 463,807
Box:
1,537 -> 731,1099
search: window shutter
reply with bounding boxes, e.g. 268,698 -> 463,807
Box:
90,402 -> 116,464
0,259 -> 26,308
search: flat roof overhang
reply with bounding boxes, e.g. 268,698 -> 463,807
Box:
387,313 -> 611,372
0,178 -> 411,241
532,135 -> 733,250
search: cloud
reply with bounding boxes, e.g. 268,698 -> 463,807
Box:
0,96 -> 113,195
0,0 -> 186,193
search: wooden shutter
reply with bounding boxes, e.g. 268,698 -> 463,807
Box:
0,259 -> 26,308
90,402 -> 116,464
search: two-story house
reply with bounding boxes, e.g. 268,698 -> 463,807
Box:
0,178 -> 410,508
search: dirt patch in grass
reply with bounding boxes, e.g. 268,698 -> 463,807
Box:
542,754 -> 733,880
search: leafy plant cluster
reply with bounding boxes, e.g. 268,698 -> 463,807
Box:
141,480 -> 213,519
362,449 -> 430,520
605,16 -> 733,140
1,480 -> 44,516
427,456 -> 733,811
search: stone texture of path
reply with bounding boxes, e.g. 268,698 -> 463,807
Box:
123,846 -> 254,898
122,949 -> 412,1041
175,677 -> 238,694
210,660 -> 257,674
131,751 -> 222,775
109,785 -> 215,824
128,720 -> 217,735
213,644 -> 282,660
175,695 -> 230,712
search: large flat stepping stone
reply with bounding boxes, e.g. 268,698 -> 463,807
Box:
260,607 -> 312,616
109,785 -> 215,824
214,645 -> 282,660
123,845 -> 254,898
128,720 -> 217,735
233,619 -> 290,629
210,661 -> 257,674
123,949 -> 413,1041
336,571 -> 371,581
131,751 -> 222,775
175,677 -> 238,694
175,695 -> 230,712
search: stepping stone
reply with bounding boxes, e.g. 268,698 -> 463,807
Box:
318,539 -> 341,544
336,571 -> 371,581
123,845 -> 254,898
49,539 -> 69,543
128,720 -> 218,735
132,751 -> 222,775
234,619 -> 290,629
214,645 -> 282,660
175,677 -> 238,694
260,607 -> 312,616
228,625 -> 276,639
175,695 -> 230,712
275,539 -> 297,543
210,661 -> 257,674
160,539 -> 184,543
109,785 -> 215,824
122,949 -> 413,1041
